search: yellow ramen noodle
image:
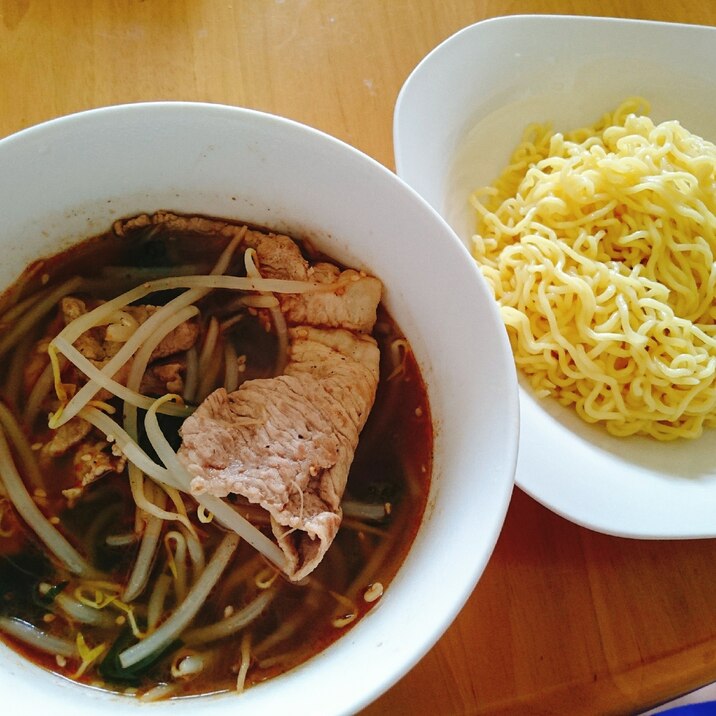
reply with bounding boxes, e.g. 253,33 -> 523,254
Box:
471,98 -> 716,440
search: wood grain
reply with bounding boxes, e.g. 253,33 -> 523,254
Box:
3,1 -> 716,713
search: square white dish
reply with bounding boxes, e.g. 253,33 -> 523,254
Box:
394,15 -> 716,538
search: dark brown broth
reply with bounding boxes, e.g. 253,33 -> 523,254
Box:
0,214 -> 432,698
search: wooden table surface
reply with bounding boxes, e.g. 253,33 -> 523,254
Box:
3,1 -> 716,714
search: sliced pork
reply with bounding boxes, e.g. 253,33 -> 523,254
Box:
26,294 -> 199,493
113,212 -> 382,333
72,438 -> 127,487
178,327 -> 380,581
42,416 -> 92,458
60,297 -> 200,363
24,296 -> 200,400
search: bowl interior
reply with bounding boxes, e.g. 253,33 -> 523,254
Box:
394,15 -> 716,538
0,104 -> 518,715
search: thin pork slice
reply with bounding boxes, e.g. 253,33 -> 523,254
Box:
178,327 -> 380,581
60,297 -> 200,363
113,212 -> 382,332
278,263 -> 382,333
